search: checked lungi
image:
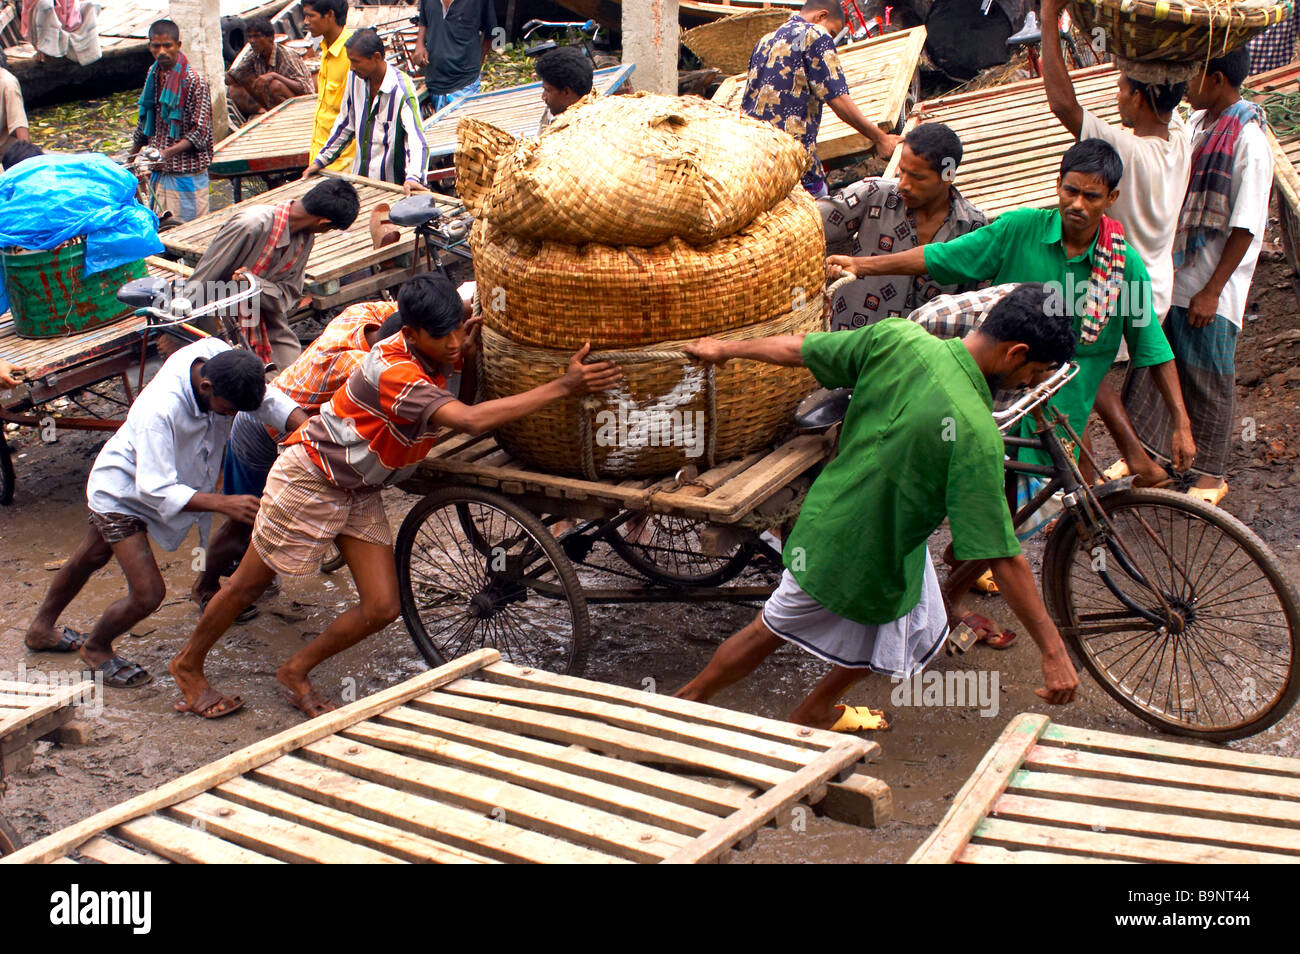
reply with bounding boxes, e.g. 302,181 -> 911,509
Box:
149,171 -> 210,223
1248,11 -> 1300,76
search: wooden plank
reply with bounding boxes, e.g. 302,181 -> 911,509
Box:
216,775 -> 496,863
440,677 -> 823,771
972,816 -> 1297,864
74,836 -> 169,865
407,691 -> 791,788
251,755 -> 627,864
957,842 -> 1133,864
683,432 -> 833,520
304,734 -> 692,861
991,792 -> 1300,856
376,704 -> 750,816
3,649 -> 500,864
343,719 -> 722,836
1042,722 -> 1300,777
907,713 -> 1050,864
662,741 -> 866,863
113,815 -> 285,865
482,659 -> 865,756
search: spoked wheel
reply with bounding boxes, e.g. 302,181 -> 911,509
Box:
0,814 -> 21,856
606,512 -> 755,586
395,486 -> 591,674
1042,487 -> 1300,741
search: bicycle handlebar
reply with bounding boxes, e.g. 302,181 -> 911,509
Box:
134,274 -> 262,329
993,361 -> 1079,433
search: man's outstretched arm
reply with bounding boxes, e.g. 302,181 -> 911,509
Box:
827,247 -> 928,279
683,334 -> 807,368
1039,0 -> 1083,137
988,553 -> 1080,703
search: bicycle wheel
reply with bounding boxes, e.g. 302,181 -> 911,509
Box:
395,486 -> 591,674
0,813 -> 21,857
1042,487 -> 1300,740
607,512 -> 755,586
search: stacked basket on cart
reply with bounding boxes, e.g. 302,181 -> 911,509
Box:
456,93 -> 827,478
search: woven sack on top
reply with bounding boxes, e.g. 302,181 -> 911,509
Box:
455,118 -> 519,218
473,92 -> 810,247
473,186 -> 826,350
1067,0 -> 1292,64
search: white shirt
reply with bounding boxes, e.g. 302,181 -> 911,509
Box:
86,339 -> 298,551
1171,112 -> 1273,329
1081,109 -> 1191,320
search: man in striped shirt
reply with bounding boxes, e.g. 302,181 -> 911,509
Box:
303,29 -> 430,194
170,275 -> 622,718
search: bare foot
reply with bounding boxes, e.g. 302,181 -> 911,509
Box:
1131,462 -> 1170,488
24,622 -> 66,651
277,664 -> 336,718
168,655 -> 214,712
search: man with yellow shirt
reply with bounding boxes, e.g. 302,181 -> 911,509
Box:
304,0 -> 353,172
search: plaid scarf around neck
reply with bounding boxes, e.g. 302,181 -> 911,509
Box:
239,201 -> 295,364
1081,214 -> 1127,345
1172,99 -> 1266,266
138,52 -> 191,141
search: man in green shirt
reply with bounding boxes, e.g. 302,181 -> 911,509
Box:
676,285 -> 1080,730
829,138 -> 1196,481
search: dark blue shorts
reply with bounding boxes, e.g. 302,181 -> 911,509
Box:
222,441 -> 273,498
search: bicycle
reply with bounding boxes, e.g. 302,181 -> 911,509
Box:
119,147 -> 179,231
520,18 -> 602,63
999,363 -> 1300,741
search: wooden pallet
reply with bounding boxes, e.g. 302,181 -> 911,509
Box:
0,257 -> 191,385
160,172 -> 457,311
1246,64 -> 1300,277
407,428 -> 835,524
712,27 -> 928,160
422,65 -> 637,161
210,95 -> 318,179
888,65 -> 1123,220
3,650 -> 890,864
910,713 -> 1300,863
0,678 -> 91,776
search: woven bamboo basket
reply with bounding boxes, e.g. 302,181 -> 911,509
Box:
681,9 -> 791,76
482,303 -> 823,479
460,92 -> 809,248
473,187 -> 825,350
1067,0 -> 1293,64
454,118 -> 519,219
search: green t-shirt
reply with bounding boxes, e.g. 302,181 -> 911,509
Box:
787,319 -> 1021,625
923,207 -> 1174,464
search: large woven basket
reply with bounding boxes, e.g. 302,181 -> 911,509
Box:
474,187 -> 825,350
459,92 -> 809,248
681,9 -> 791,76
1067,0 -> 1293,63
482,304 -> 823,479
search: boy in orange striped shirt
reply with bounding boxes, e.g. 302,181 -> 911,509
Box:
169,275 -> 621,719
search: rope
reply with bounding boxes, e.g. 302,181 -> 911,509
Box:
737,486 -> 808,531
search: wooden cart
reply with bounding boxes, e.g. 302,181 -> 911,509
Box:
209,94 -> 318,203
0,257 -> 193,505
393,428 -> 837,676
1245,63 -> 1300,282
910,713 -> 1300,863
2,650 -> 891,864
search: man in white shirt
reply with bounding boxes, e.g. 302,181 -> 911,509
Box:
24,341 -> 306,696
1041,0 -> 1195,488
1122,48 -> 1273,505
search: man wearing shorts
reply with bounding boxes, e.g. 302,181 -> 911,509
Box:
24,341 -> 305,689
675,284 -> 1080,729
169,274 -> 622,719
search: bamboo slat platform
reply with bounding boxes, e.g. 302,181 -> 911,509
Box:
210,95 -> 318,180
407,428 -> 837,524
910,713 -> 1300,863
160,173 -> 455,312
0,678 -> 91,776
3,650 -> 891,864
886,64 -> 1123,220
0,257 -> 191,385
422,64 -> 637,161
1246,64 -> 1300,278
712,27 -> 928,160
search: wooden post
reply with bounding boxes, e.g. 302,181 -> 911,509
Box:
171,0 -> 231,141
622,0 -> 679,95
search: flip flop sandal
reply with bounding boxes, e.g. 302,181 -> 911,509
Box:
281,688 -> 337,719
831,704 -> 889,732
28,626 -> 88,653
90,656 -> 153,689
961,612 -> 1018,650
174,688 -> 244,719
1101,459 -> 1131,482
1187,482 -> 1229,506
199,594 -> 259,625
971,569 -> 999,595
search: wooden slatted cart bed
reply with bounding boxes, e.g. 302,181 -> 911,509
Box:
0,678 -> 91,777
1245,63 -> 1300,281
910,713 -> 1300,863
209,94 -> 318,201
3,650 -> 890,864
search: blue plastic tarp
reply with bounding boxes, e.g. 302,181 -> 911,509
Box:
0,152 -> 165,313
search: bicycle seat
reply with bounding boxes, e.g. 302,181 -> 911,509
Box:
1007,12 -> 1041,47
389,194 -> 444,228
525,40 -> 558,57
794,388 -> 851,432
117,276 -> 170,309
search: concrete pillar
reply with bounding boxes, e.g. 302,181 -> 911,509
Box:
622,0 -> 679,95
170,0 -> 230,141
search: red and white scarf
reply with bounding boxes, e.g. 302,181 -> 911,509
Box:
240,201 -> 295,364
1081,215 -> 1126,345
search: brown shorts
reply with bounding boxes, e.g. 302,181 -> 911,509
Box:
88,510 -> 148,543
251,445 -> 392,576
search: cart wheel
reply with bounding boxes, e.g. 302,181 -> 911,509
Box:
396,485 -> 591,674
0,430 -> 13,506
0,813 -> 21,857
319,542 -> 345,574
607,513 -> 755,587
